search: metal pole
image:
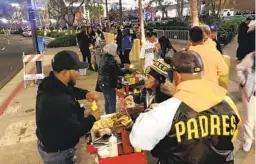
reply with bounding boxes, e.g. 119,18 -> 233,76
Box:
27,0 -> 42,83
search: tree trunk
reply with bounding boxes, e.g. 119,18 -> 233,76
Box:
176,0 -> 181,18
138,0 -> 145,44
191,0 -> 199,26
180,0 -> 184,17
162,10 -> 165,18
119,0 -> 123,24
105,0 -> 109,23
217,0 -> 227,18
165,10 -> 168,18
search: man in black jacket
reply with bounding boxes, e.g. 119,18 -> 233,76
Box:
236,17 -> 253,60
36,51 -> 100,164
77,26 -> 93,70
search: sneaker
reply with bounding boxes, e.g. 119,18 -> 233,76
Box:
243,141 -> 252,152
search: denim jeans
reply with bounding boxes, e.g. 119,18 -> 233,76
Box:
38,141 -> 76,164
99,85 -> 116,114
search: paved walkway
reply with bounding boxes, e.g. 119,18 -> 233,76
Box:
0,40 -> 254,164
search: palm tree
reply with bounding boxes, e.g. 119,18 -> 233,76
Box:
191,0 -> 199,26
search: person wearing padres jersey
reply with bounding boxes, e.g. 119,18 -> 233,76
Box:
130,50 -> 241,164
140,31 -> 159,72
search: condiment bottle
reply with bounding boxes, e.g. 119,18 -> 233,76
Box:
108,134 -> 118,157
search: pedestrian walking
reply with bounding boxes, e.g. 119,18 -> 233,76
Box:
247,19 -> 255,54
88,27 -> 96,46
209,24 -> 223,54
236,16 -> 253,61
77,26 -> 93,70
236,52 -> 255,152
121,29 -> 133,69
130,50 -> 241,164
36,50 -> 100,164
116,29 -> 124,66
200,24 -> 216,49
188,26 -> 228,85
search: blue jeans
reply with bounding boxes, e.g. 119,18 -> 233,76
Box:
37,141 -> 76,164
99,85 -> 116,114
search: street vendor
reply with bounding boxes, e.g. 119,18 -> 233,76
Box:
36,51 -> 101,164
125,59 -> 171,110
130,50 -> 240,164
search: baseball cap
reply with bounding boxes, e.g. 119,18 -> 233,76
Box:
210,24 -> 217,32
170,50 -> 203,73
52,50 -> 89,72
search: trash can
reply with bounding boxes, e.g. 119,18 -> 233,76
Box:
37,36 -> 45,53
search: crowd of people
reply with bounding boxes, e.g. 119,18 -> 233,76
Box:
35,16 -> 255,164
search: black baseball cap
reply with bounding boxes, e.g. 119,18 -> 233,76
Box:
170,50 -> 204,73
52,50 -> 89,72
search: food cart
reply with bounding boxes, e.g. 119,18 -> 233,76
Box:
85,112 -> 147,164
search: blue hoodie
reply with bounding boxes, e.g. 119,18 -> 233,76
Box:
121,35 -> 132,51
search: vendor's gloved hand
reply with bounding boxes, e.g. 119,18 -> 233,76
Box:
124,95 -> 134,107
160,82 -> 176,97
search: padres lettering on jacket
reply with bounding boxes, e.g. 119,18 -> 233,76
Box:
175,114 -> 237,142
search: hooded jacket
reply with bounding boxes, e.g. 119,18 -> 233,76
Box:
96,53 -> 123,90
189,45 -> 228,84
130,79 -> 241,164
121,35 -> 133,51
36,72 -> 96,151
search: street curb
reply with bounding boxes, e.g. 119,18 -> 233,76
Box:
0,67 -> 36,116
0,80 -> 24,116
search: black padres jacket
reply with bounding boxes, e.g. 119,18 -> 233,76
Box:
130,79 -> 241,164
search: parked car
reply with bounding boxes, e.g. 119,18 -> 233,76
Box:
22,29 -> 32,37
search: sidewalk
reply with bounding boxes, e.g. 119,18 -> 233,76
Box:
0,40 -> 254,164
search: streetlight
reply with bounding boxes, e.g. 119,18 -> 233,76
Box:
50,19 -> 57,23
11,3 -> 20,8
0,18 -> 9,24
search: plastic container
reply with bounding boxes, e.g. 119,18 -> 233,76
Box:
108,135 -> 118,157
79,68 -> 88,76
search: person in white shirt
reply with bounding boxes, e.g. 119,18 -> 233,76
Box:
140,31 -> 159,72
236,52 -> 255,152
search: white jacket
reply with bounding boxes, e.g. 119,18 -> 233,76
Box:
236,52 -> 255,98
